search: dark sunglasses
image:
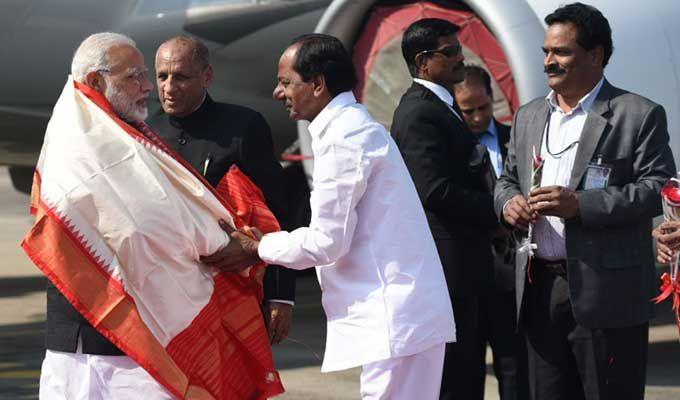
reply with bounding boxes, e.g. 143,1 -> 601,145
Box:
417,43 -> 462,59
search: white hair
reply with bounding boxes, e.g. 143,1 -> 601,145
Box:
71,32 -> 136,82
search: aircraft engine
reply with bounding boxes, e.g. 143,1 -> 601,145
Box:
292,0 -> 548,185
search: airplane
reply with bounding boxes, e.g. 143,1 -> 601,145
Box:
2,0 -> 679,205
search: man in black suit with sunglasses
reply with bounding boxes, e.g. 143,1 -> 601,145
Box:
391,18 -> 498,400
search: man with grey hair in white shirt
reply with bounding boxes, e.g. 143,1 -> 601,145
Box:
203,33 -> 455,400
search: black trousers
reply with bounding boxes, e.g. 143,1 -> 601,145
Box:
523,267 -> 649,400
484,290 -> 529,400
440,293 -> 529,400
440,296 -> 487,400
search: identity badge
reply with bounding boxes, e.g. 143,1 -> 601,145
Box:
583,162 -> 611,190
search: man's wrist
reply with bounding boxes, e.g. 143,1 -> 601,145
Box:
568,190 -> 580,219
502,199 -> 512,216
574,191 -> 580,217
247,240 -> 261,262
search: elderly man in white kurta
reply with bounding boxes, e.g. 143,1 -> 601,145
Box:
204,34 -> 456,399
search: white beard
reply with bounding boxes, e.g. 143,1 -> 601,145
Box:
104,83 -> 148,123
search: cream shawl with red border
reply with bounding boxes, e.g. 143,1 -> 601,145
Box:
22,77 -> 284,399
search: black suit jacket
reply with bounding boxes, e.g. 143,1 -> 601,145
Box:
45,95 -> 295,355
391,82 -> 497,297
496,119 -> 510,161
489,120 -> 515,292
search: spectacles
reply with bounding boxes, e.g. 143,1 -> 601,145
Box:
417,43 -> 462,59
97,67 -> 149,85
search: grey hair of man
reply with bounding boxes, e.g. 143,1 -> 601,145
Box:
71,32 -> 136,82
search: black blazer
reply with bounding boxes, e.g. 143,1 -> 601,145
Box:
496,119 -> 510,161
148,95 -> 296,303
45,95 -> 296,355
391,82 -> 497,297
490,120 -> 514,291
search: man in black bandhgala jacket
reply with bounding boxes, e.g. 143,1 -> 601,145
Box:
148,36 -> 296,345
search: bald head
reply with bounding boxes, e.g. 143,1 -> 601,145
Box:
155,36 -> 213,117
157,36 -> 210,69
455,65 -> 493,98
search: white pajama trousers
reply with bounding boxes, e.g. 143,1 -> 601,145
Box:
360,342 -> 446,400
39,349 -> 175,400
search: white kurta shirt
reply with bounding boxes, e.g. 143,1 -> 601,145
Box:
258,92 -> 455,372
534,78 -> 604,260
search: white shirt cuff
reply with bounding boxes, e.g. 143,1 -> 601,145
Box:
267,299 -> 295,306
258,232 -> 284,265
502,199 -> 511,216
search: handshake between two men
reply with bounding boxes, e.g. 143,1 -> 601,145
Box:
200,220 -> 297,345
201,219 -> 265,274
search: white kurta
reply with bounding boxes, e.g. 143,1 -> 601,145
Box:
258,92 -> 455,372
40,349 -> 175,400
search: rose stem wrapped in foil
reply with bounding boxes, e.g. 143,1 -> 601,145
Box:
518,146 -> 544,283
654,176 -> 680,339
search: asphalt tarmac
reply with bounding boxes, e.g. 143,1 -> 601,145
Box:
0,167 -> 678,399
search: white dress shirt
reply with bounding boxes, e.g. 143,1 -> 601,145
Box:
413,78 -> 463,121
258,91 -> 455,372
479,120 -> 503,177
534,78 -> 604,260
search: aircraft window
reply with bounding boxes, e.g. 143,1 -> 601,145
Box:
135,0 -> 273,15
189,0 -> 272,7
135,0 -> 188,15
